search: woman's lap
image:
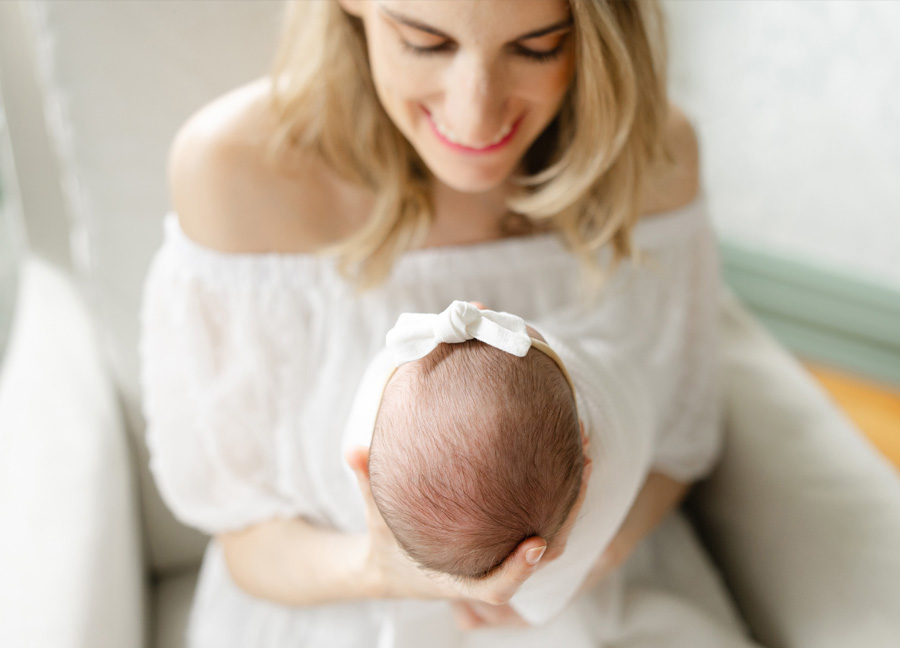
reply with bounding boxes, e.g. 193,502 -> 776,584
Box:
607,510 -> 761,647
187,512 -> 758,647
608,587 -> 763,648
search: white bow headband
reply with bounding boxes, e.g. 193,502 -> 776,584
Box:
385,300 -> 575,394
386,300 -> 531,364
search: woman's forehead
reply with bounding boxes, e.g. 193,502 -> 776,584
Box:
376,0 -> 572,43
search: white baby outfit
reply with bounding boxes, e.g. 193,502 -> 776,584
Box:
140,194 -> 754,647
341,300 -> 653,632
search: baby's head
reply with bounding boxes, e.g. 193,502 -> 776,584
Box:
368,337 -> 584,580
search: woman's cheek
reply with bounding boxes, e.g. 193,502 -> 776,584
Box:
546,63 -> 576,102
370,45 -> 437,111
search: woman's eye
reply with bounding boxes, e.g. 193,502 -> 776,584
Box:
514,43 -> 565,64
514,33 -> 569,64
401,40 -> 453,56
398,32 -> 569,63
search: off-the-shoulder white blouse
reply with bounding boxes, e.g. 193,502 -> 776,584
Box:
139,193 -> 722,647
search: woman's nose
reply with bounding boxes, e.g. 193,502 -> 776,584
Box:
443,55 -> 507,148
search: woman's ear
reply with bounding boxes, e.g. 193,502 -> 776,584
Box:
337,0 -> 366,18
580,419 -> 589,452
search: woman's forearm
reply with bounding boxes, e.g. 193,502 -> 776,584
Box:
579,471 -> 688,594
218,443 -> 575,608
614,471 -> 688,551
218,517 -> 379,606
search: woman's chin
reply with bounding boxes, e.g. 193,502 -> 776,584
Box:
427,161 -> 515,195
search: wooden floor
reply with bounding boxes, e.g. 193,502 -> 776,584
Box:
805,363 -> 900,470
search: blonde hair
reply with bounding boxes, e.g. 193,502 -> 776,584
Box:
268,0 -> 671,288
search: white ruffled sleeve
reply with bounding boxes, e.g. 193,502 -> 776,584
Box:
510,195 -> 723,623
637,196 -> 723,482
138,230 -> 300,536
509,333 -> 654,626
534,195 -> 723,484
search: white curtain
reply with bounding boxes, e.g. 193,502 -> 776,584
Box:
0,81 -> 26,361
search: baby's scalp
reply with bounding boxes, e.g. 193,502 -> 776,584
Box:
368,338 -> 584,579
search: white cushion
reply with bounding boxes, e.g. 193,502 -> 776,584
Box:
692,292 -> 900,648
24,0 -> 285,572
0,257 -> 144,648
0,82 -> 27,363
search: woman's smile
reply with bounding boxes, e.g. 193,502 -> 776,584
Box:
423,107 -> 522,155
351,0 -> 576,192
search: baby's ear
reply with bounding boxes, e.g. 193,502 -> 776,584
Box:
345,445 -> 371,479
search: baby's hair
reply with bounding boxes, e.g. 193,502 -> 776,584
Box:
368,340 -> 584,580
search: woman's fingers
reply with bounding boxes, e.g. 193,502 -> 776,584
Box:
346,446 -> 381,518
345,445 -> 458,600
345,445 -> 370,482
466,536 -> 546,605
345,445 -> 545,604
346,445 -> 377,512
345,445 -> 391,541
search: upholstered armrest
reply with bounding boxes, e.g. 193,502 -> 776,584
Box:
0,257 -> 146,648
691,291 -> 900,648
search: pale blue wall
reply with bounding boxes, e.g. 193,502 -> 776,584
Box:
665,0 -> 900,291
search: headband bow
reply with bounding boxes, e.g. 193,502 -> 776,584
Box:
386,300 -> 532,365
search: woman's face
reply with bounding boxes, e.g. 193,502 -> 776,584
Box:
341,0 -> 576,194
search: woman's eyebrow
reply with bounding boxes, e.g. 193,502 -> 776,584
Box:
379,7 -> 573,42
379,6 -> 449,38
516,18 -> 574,41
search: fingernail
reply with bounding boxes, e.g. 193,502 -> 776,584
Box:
525,546 -> 546,565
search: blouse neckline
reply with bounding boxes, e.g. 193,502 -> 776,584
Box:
161,192 -> 708,283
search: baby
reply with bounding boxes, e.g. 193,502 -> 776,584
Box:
352,301 -> 586,580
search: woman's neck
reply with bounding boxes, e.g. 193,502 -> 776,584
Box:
423,179 -> 519,248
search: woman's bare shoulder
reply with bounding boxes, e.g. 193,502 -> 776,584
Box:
640,104 -> 701,217
167,77 -> 368,253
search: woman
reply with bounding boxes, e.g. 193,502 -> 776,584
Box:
140,1 -> 759,645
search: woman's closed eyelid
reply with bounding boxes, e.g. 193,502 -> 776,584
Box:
512,41 -> 562,57
401,39 -> 454,57
400,35 -> 569,62
404,36 -> 449,48
390,13 -> 572,56
519,30 -> 569,48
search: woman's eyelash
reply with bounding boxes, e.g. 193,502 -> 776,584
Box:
401,41 -> 453,56
400,40 -> 565,64
514,43 -> 565,64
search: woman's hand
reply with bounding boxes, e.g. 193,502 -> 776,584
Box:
346,446 -> 548,605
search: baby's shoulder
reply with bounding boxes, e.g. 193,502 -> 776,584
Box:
167,77 -> 370,253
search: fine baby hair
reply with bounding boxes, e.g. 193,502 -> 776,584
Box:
367,302 -> 585,579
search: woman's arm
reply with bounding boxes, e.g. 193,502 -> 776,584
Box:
218,447 -> 549,607
579,471 -> 688,594
219,518 -> 375,606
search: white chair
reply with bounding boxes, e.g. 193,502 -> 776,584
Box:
1,2 -> 898,647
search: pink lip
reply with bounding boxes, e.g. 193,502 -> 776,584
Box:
424,108 -> 521,155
